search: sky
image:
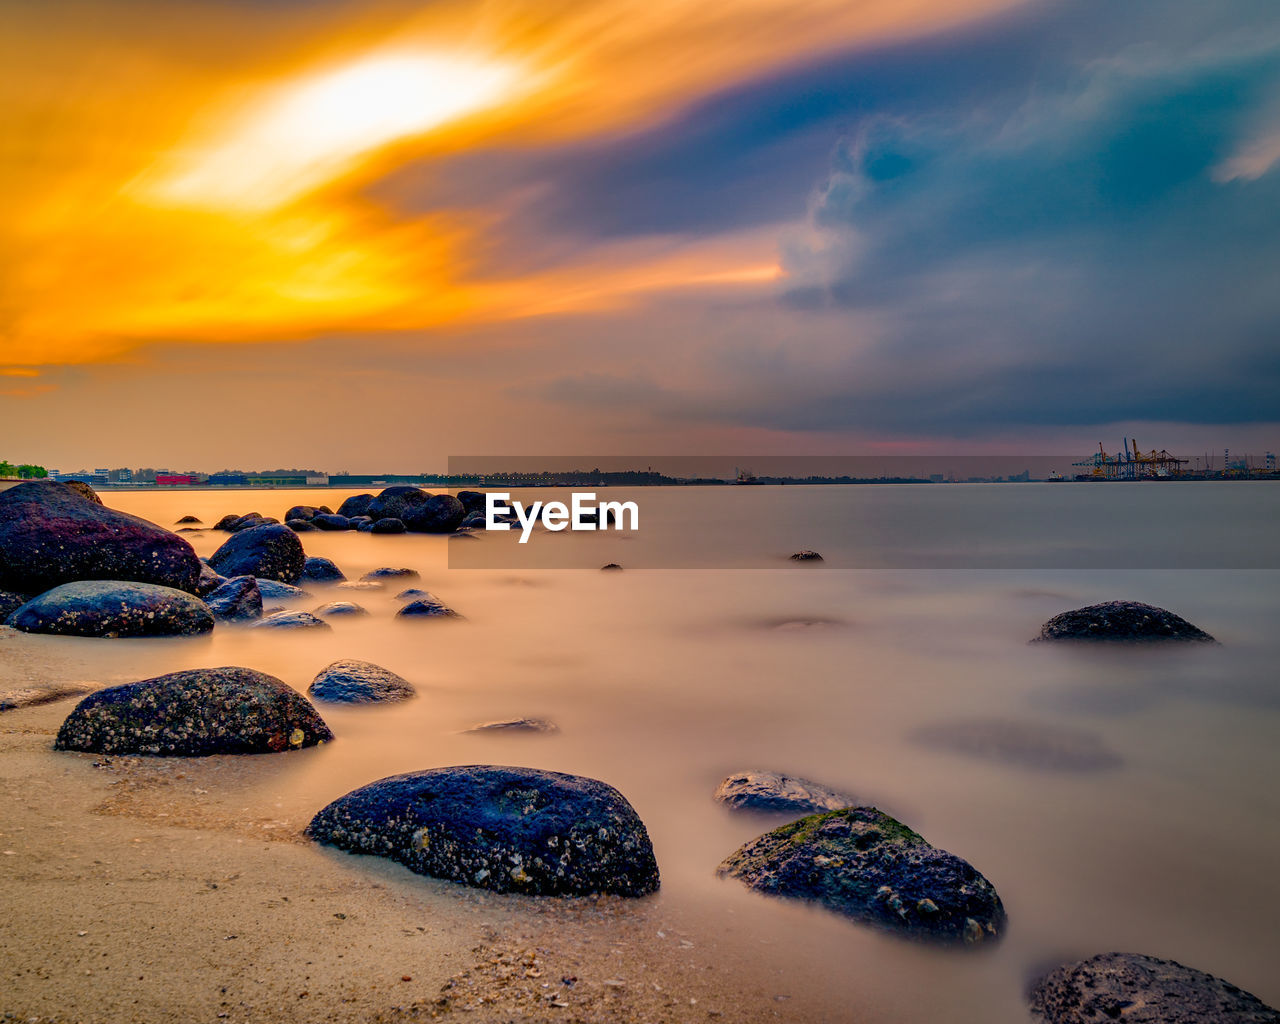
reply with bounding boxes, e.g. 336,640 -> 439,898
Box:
2,0 -> 1278,471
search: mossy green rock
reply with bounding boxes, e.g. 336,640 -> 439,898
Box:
55,666 -> 333,756
717,806 -> 1005,945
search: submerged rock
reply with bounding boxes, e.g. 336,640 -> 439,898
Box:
213,514 -> 242,531
253,610 -> 330,631
308,659 -> 415,703
1036,601 -> 1215,642
7,581 -> 214,638
397,596 -> 461,619
286,519 -> 319,532
714,770 -> 860,814
1,683 -> 94,713
1029,952 -> 1279,1024
362,567 -> 420,582
312,513 -> 351,531
0,480 -> 202,595
600,563 -> 623,571
303,556 -> 346,583
337,580 -> 383,592
254,578 -> 308,600
464,718 -> 559,734
909,718 -> 1122,772
306,765 -> 659,896
789,550 -> 824,562
175,515 -> 202,525
229,514 -> 278,532
54,666 -> 333,756
284,505 -> 319,522
204,576 -> 262,621
312,601 -> 368,618
395,588 -> 430,600
717,806 -> 1005,945
460,511 -> 487,529
370,517 -> 406,534
208,523 -> 305,584
404,493 -> 466,533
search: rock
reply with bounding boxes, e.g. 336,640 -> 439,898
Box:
456,490 -> 488,514
312,601 -> 368,618
713,770 -> 860,815
253,610 -> 331,631
1029,952 -> 1279,1024
303,556 -> 346,583
717,807 -> 1005,945
54,667 -> 332,756
397,596 -> 460,619
1,683 -> 94,713
909,718 -> 1122,772
601,563 -> 623,571
176,527 -> 203,534
789,550 -> 824,562
312,513 -> 351,531
0,588 -> 33,619
306,766 -> 659,896
1036,601 -> 1215,642
404,494 -> 466,533
363,567 -> 420,581
284,505 -> 319,522
308,659 -> 415,703
7,580 -> 214,638
61,480 -> 103,504
0,480 -> 202,595
213,514 -> 242,531
460,511 -> 487,529
205,576 -> 262,621
208,524 -> 305,584
176,515 -> 202,524
254,578 -> 308,600
287,519 -> 319,532
464,718 -> 559,734
366,486 -> 432,523
195,562 -> 227,596
337,580 -> 384,592
348,516 -> 373,530
337,493 -> 374,519
229,514 -> 278,532
370,518 -> 406,534
395,588 -> 430,600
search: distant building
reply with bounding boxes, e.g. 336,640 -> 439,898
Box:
208,474 -> 247,486
306,474 -> 330,486
156,474 -> 196,486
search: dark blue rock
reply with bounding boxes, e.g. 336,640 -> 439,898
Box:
303,556 -> 346,582
7,580 -> 214,638
213,514 -> 243,531
460,511 -> 487,529
287,519 -> 319,532
54,666 -> 333,756
0,589 -> 34,619
284,505 -> 319,522
0,481 -> 202,595
253,610 -> 330,631
717,807 -> 1005,945
404,494 -> 466,533
370,518 -> 405,534
362,567 -> 420,581
307,659 -> 414,703
366,486 -> 432,523
254,578 -> 307,600
337,493 -> 374,518
312,601 -> 368,618
229,514 -> 278,532
395,588 -> 430,600
397,596 -> 460,619
209,524 -> 305,584
195,562 -> 227,596
312,514 -> 351,531
1036,601 -> 1215,643
306,766 -> 659,896
175,515 -> 202,525
205,576 -> 262,621
456,490 -> 488,514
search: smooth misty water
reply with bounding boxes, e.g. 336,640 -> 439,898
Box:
38,485 -> 1280,1021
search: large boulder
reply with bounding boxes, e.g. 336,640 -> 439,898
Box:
62,480 -> 103,504
366,486 -> 432,523
336,493 -> 374,518
1036,601 -> 1215,642
54,666 -> 333,756
195,562 -> 226,596
1029,952 -> 1279,1024
7,581 -> 214,638
404,494 -> 466,533
307,766 -> 659,897
714,770 -> 860,815
205,576 -> 262,621
0,480 -> 201,594
208,524 -> 305,584
456,490 -> 488,514
284,505 -> 319,522
717,807 -> 1005,945
308,660 -> 415,703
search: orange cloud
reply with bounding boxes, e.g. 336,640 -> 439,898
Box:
0,0 -> 1024,367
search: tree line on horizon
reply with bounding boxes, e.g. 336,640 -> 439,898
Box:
0,461 -> 48,479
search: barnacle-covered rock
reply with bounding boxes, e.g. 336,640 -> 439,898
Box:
717,807 -> 1005,945
308,660 -> 413,703
208,523 -> 305,584
1036,601 -> 1214,642
714,770 -> 859,814
307,766 -> 658,897
54,666 -> 333,756
7,580 -> 214,638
